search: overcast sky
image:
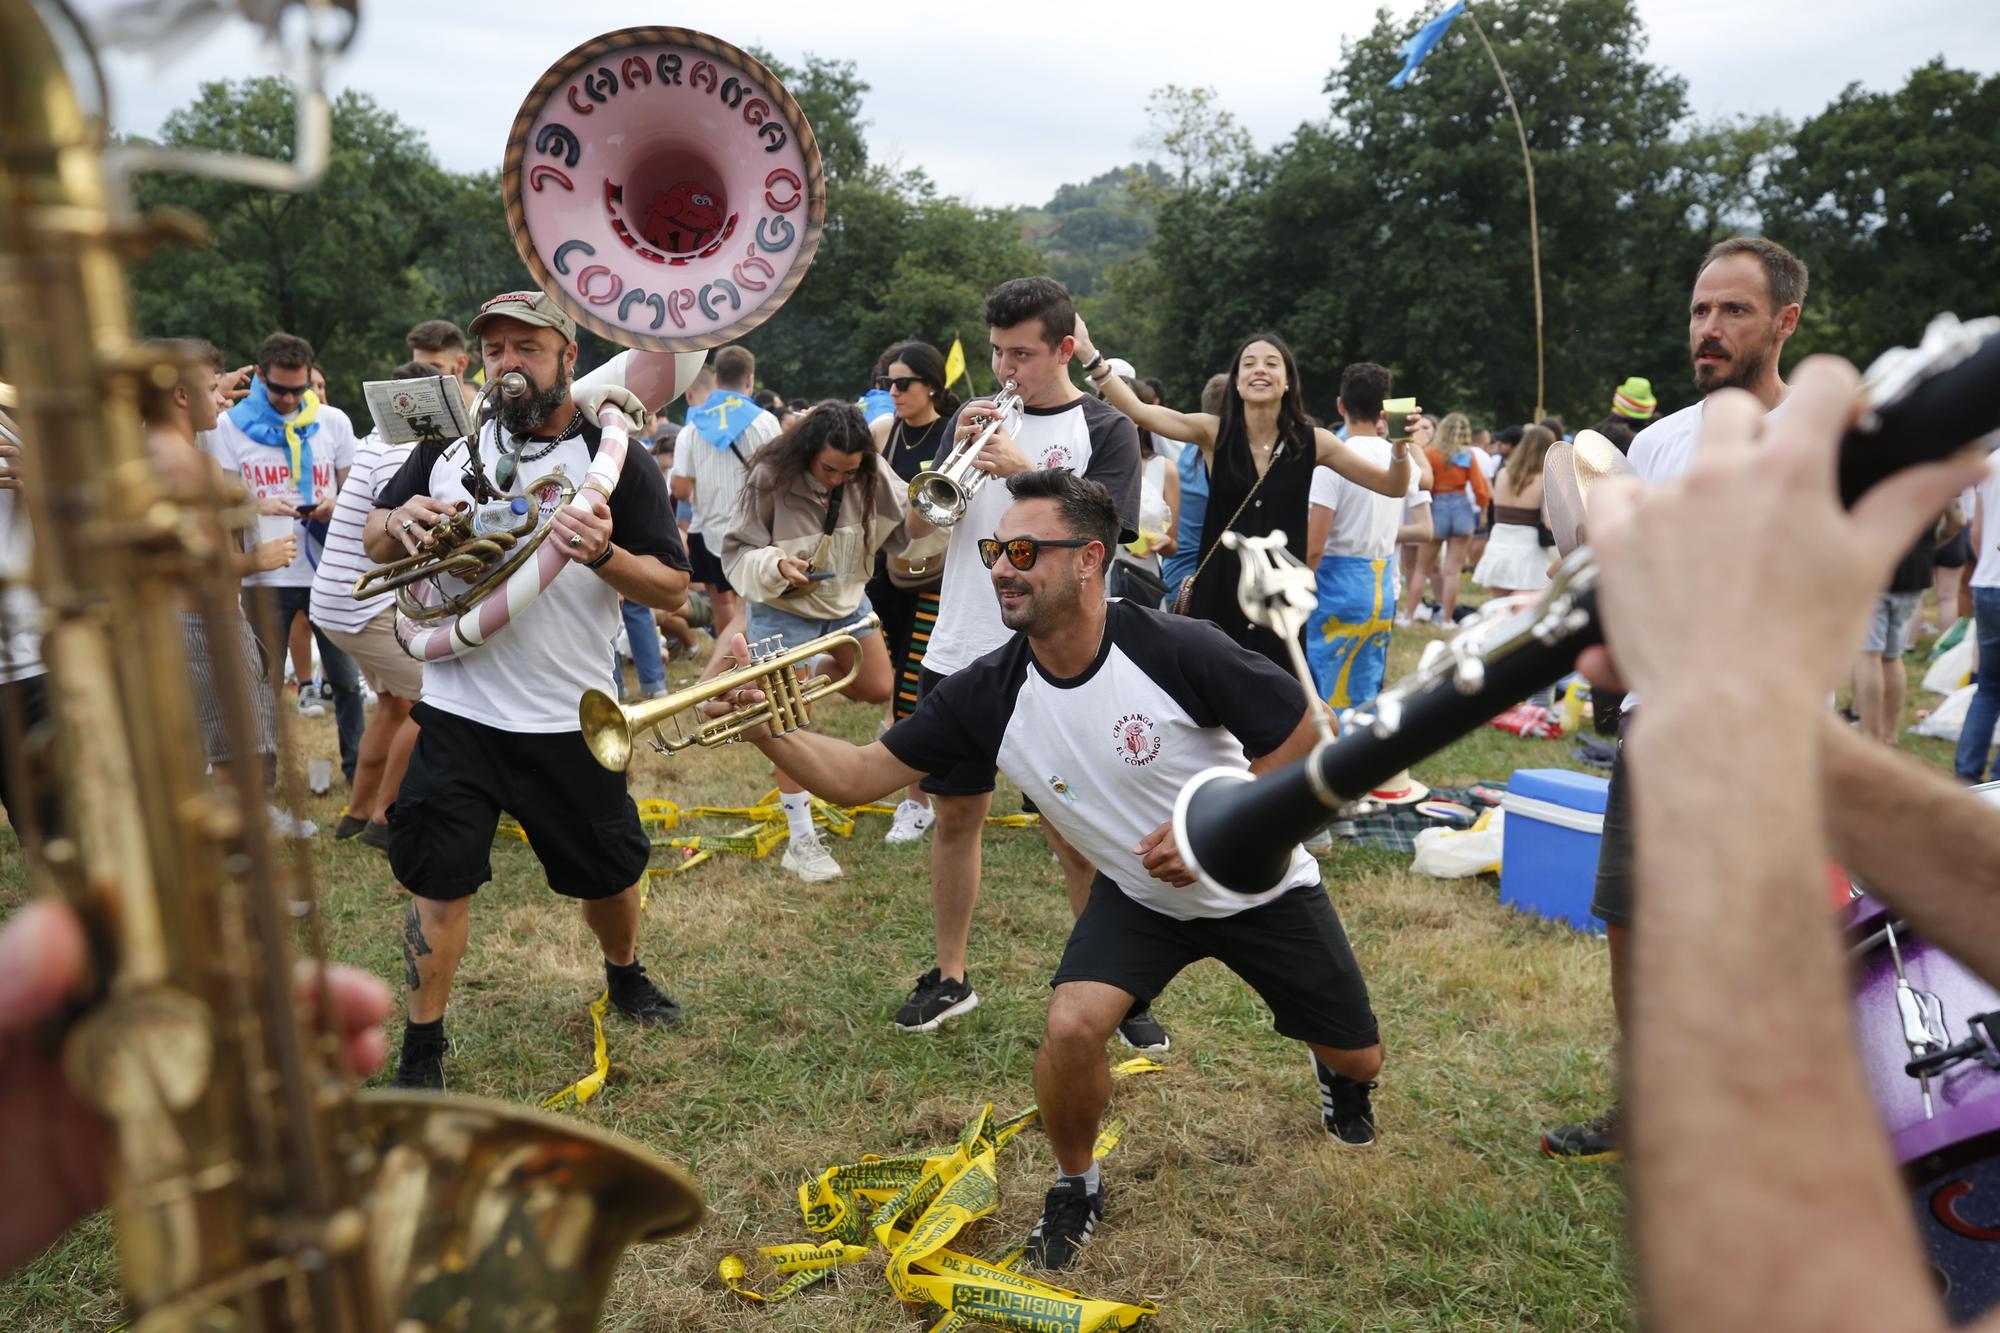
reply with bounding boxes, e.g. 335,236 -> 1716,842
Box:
72,0 -> 2000,208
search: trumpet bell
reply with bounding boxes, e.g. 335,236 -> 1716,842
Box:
909,471 -> 968,528
579,687 -> 635,771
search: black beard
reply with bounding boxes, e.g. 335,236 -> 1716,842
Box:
499,365 -> 571,435
1692,329 -> 1775,395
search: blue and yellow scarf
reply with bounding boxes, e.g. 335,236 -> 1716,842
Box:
227,375 -> 321,503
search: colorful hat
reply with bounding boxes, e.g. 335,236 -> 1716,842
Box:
1611,376 -> 1657,421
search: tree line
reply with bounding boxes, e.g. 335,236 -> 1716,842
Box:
124,0 -> 1996,432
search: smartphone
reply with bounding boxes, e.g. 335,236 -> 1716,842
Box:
1383,397 -> 1418,442
293,503 -> 316,519
804,570 -> 836,583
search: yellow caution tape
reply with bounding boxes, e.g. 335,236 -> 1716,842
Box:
646,849 -> 712,878
846,801 -> 1039,829
722,1065 -> 1161,1328
540,990 -> 610,1109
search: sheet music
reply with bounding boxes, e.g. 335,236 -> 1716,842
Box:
361,375 -> 472,445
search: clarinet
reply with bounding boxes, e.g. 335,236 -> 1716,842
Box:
1175,315 -> 2000,896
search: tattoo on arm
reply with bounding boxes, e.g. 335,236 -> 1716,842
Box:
402,900 -> 432,991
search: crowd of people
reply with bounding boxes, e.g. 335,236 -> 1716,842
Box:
4,233 -> 1999,1333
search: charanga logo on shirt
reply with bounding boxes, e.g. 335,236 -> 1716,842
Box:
1113,712 -> 1161,767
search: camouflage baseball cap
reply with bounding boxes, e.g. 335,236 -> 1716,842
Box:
468,289 -> 577,343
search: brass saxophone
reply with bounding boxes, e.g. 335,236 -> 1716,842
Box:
0,3 -> 700,1328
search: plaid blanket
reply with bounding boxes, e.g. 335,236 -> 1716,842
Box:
1330,783 -> 1508,853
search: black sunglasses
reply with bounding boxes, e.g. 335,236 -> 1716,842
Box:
264,379 -> 310,399
874,375 -> 926,393
977,536 -> 1093,570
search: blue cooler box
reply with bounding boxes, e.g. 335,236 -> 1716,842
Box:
1500,768 -> 1611,930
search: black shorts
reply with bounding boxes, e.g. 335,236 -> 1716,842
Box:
1589,744 -> 1635,928
1053,875 -> 1380,1050
1936,527 -> 1973,570
388,702 -> 652,902
685,532 -> 735,594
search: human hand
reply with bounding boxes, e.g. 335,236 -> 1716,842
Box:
777,555 -> 814,587
309,493 -> 336,524
389,496 -> 459,556
572,383 -> 646,431
256,493 -> 302,517
0,901 -> 392,1279
0,440 -> 21,492
551,493 -> 613,566
956,401 -> 1030,479
253,536 -> 298,571
1579,357 -> 1984,706
1071,314 -> 1097,365
1134,820 -> 1196,887
696,632 -> 774,741
219,365 -> 255,405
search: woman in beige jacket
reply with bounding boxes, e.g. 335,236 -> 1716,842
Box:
722,402 -> 944,881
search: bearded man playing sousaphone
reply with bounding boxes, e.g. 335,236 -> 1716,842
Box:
363,289 -> 693,1090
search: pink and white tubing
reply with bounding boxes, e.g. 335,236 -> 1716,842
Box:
396,407 -> 631,661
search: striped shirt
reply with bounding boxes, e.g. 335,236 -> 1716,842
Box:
309,431 -> 415,634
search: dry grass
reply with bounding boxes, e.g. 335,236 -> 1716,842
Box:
0,595 -> 1966,1331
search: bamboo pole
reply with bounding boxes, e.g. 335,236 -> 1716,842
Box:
1464,3 -> 1546,420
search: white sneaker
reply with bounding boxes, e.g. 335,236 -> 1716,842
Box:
782,833 -> 843,882
297,692 -> 327,719
884,799 -> 935,845
268,805 -> 318,839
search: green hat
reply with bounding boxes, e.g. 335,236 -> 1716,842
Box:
1611,376 -> 1657,420
468,289 -> 577,344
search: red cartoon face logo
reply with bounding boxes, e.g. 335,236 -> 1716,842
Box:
642,181 -> 724,253
1113,712 -> 1162,767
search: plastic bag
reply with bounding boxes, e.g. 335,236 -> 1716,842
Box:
1923,633 -> 1976,696
1911,683 -> 1977,741
1931,617 -> 1970,660
1411,808 -> 1505,878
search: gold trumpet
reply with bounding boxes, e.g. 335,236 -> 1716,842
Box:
580,615 -> 879,770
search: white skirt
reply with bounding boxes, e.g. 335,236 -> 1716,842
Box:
1473,523 -> 1554,591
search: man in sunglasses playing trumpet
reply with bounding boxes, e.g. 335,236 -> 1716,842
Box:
711,468 -> 1385,1270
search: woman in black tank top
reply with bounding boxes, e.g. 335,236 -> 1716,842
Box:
1072,325 -> 1417,674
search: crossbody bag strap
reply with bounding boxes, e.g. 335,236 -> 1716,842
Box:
1185,443 -> 1279,591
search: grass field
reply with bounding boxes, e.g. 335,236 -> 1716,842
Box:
0,593 -> 1968,1331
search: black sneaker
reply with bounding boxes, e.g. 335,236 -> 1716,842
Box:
893,968 -> 979,1033
392,1029 -> 445,1091
1542,1106 -> 1621,1162
1116,1002 -> 1170,1053
607,962 -> 683,1028
1025,1175 -> 1106,1271
1312,1055 -> 1378,1147
359,820 -> 391,851
333,813 -> 370,841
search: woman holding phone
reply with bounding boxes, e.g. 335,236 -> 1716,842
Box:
722,403 -> 944,882
1072,319 -> 1414,670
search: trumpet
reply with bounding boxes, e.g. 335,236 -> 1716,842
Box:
579,615 -> 879,770
909,379 -> 1021,527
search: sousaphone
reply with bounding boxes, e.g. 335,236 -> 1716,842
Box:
502,27 -> 826,352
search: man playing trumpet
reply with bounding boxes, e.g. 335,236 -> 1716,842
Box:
363,290 -> 692,1089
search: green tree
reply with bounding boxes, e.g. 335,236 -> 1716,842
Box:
1762,60 -> 2000,365
128,77 -> 459,403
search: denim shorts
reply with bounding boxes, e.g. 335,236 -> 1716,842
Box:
1863,590 -> 1925,658
745,595 -> 878,654
1432,491 -> 1478,540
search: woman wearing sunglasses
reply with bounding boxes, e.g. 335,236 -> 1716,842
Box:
721,402 -> 944,882
1072,318 -> 1414,670
864,341 -> 963,845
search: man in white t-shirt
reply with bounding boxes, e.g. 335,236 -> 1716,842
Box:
1543,236 -> 1807,1164
1305,362 -> 1421,711
364,290 -> 693,1090
673,349 -> 778,684
893,277 -> 1142,1044
205,332 -> 364,782
721,470 -> 1383,1270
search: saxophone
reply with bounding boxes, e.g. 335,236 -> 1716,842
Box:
0,3 -> 700,1327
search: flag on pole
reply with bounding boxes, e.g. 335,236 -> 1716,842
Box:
943,337 -> 967,390
1389,1 -> 1465,88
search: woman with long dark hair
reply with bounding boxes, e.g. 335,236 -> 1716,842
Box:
723,402 -> 943,881
863,340 -> 962,844
1071,321 -> 1414,668
1471,423 -> 1556,598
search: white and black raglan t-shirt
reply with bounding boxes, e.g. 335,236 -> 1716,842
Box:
882,599 -> 1319,919
920,394 -> 1142,677
375,416 -> 688,732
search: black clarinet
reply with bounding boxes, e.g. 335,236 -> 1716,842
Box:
1176,316 -> 2000,895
